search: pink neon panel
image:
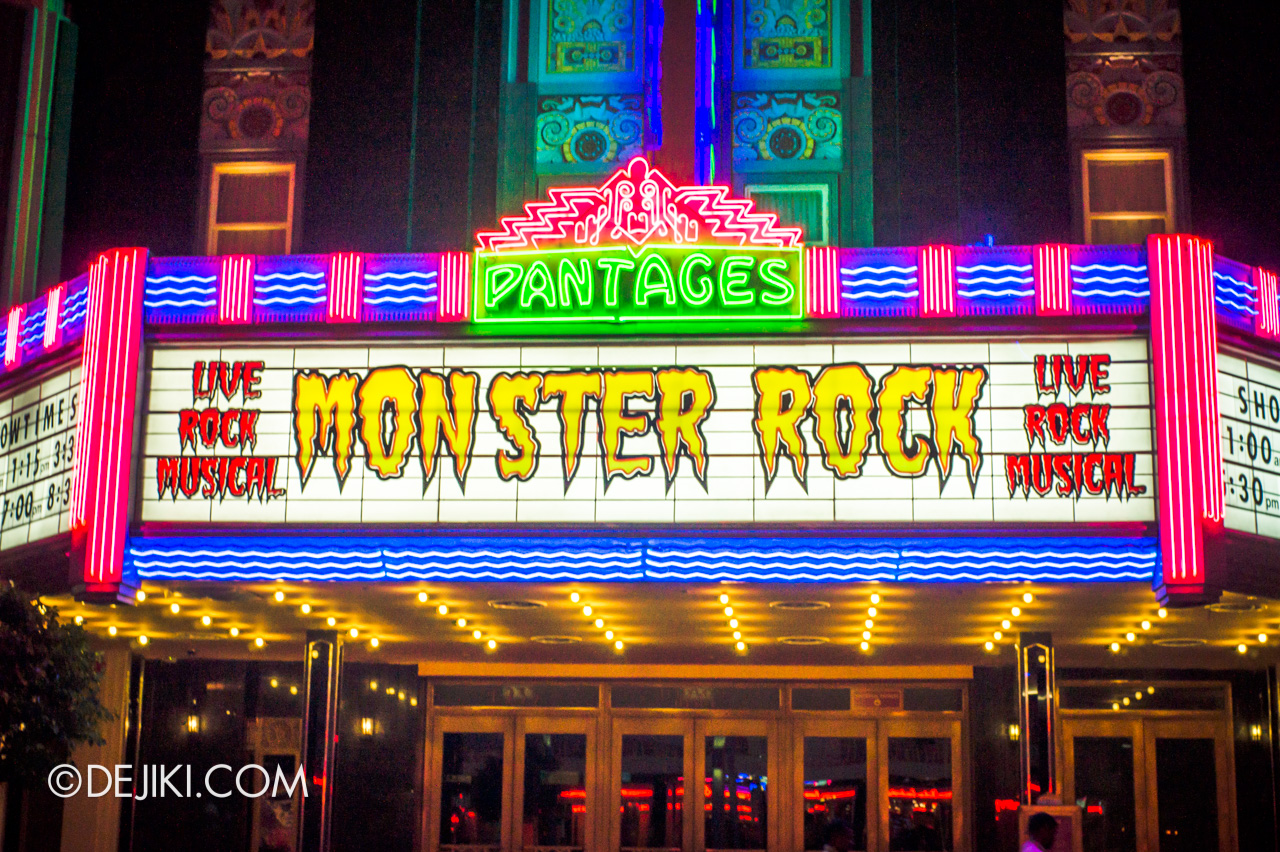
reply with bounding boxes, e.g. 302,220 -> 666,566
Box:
476,157 -> 801,253
919,245 -> 956,318
1149,234 -> 1222,597
438,252 -> 470,322
72,248 -> 146,590
805,246 -> 839,318
1255,268 -> 1280,339
4,306 -> 21,366
1034,244 -> 1072,316
218,254 -> 255,324
326,252 -> 364,323
43,284 -> 63,349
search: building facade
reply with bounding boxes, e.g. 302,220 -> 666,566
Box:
3,2 -> 1280,852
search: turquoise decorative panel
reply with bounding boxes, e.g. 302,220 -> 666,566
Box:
536,95 -> 644,167
546,0 -> 637,74
741,0 -> 833,70
732,92 -> 841,163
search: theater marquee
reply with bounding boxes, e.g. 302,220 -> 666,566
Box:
140,339 -> 1154,525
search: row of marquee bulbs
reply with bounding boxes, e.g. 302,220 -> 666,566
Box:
568,591 -> 625,651
1108,607 -> 1168,653
983,592 -> 1036,652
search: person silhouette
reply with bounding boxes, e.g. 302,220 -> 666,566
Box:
1023,812 -> 1058,852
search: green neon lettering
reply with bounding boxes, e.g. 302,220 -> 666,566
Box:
758,258 -> 795,306
633,253 -> 677,307
557,258 -> 593,308
718,255 -> 755,306
484,263 -> 524,308
677,252 -> 715,306
596,257 -> 635,308
519,260 -> 556,308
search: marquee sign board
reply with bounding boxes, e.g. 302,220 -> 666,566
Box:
0,366 -> 79,549
1220,352 -> 1280,539
139,339 -> 1154,526
473,157 -> 805,324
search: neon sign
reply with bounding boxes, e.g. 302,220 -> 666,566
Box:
473,157 -> 804,324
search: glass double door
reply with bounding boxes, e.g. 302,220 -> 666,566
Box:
1062,717 -> 1234,852
428,714 -> 962,852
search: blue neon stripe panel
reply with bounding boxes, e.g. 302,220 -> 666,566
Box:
127,535 -> 1157,582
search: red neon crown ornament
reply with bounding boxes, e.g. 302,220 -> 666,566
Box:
477,157 -> 803,252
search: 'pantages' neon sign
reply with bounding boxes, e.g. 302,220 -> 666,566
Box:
473,157 -> 805,323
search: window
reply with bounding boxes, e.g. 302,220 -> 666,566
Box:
745,184 -> 831,245
1081,150 -> 1174,245
207,162 -> 295,255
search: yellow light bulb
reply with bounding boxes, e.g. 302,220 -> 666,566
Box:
724,606 -> 733,617
169,603 -> 180,614
326,617 -> 336,627
570,592 -> 580,603
300,604 -> 312,614
138,635 -> 149,645
993,631 -> 1003,640
370,638 -> 379,649
1023,592 -> 1034,604
1259,634 -> 1269,644
1112,702 -> 1120,711
1134,691 -> 1142,700
861,641 -> 871,651
1141,620 -> 1151,630
1125,632 -> 1136,642
1158,607 -> 1167,618
1238,644 -> 1248,654
472,629 -> 482,640
582,605 -> 593,616
290,686 -> 298,695
135,590 -> 147,602
1123,697 -> 1130,705
437,604 -> 448,615
605,630 -> 614,640
735,641 -> 745,652
729,618 -> 738,629
719,593 -> 730,605
733,631 -> 742,640
230,627 -> 240,637
418,592 -> 428,603
1109,642 -> 1120,652
862,630 -> 872,641
868,607 -> 878,617
865,619 -> 874,629
615,640 -> 625,651
254,637 -> 264,648
594,618 -> 604,628
270,678 -> 279,688
456,618 -> 467,628
74,615 -> 83,625
984,641 -> 994,651
487,639 -> 497,650
1001,620 -> 1011,630
273,591 -> 284,603
870,593 -> 881,605
370,681 -> 378,691
348,628 -> 358,638
1011,606 -> 1021,617
201,615 -> 212,626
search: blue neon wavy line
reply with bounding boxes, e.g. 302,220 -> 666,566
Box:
840,290 -> 919,301
1216,284 -> 1255,301
143,299 -> 217,308
1070,263 -> 1147,273
20,312 -> 46,332
364,280 -> 437,292
645,559 -> 899,570
146,275 -> 217,284
899,561 -> 1154,571
1214,271 -> 1257,290
146,286 -> 216,297
137,570 -> 387,581
1072,275 -> 1148,285
382,548 -> 641,559
839,277 -> 919,287
644,571 -> 899,581
897,571 -> 1149,581
900,549 -> 1153,558
255,282 -> 325,294
955,264 -> 1032,274
1216,296 -> 1259,315
1072,288 -> 1150,298
365,295 -> 439,306
842,265 -> 918,275
648,549 -> 898,560
385,570 -> 646,581
130,548 -> 381,558
956,275 -> 1033,286
58,307 -> 87,328
130,558 -> 383,569
254,271 -> 324,281
384,561 -> 644,571
254,296 -> 326,306
364,271 -> 438,281
957,289 -> 1034,299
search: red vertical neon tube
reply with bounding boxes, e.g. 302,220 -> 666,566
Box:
43,284 -> 64,350
218,254 -> 255,324
71,248 -> 147,600
439,251 -> 471,322
1034,244 -> 1071,316
1254,267 -> 1279,339
1149,234 -> 1222,603
919,245 -> 955,318
327,252 -> 364,323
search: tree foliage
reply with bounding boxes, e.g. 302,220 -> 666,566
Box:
0,582 -> 113,783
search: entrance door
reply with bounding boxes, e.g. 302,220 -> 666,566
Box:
515,716 -> 598,852
429,715 -> 514,852
695,718 -> 778,852
1062,717 -> 1233,852
879,718 -> 963,852
611,718 -> 694,852
793,718 -> 877,852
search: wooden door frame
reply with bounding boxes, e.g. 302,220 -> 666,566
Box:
514,714 -> 599,852
693,716 -> 780,852
792,717 -> 878,852
426,714 -> 517,852
879,717 -> 966,852
1142,717 -> 1237,852
609,716 -> 696,852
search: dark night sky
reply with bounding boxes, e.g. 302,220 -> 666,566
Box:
58,0 -> 1280,279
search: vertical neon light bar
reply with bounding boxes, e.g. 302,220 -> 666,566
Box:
43,284 -> 63,349
71,248 -> 146,601
326,252 -> 364,323
218,254 -> 255,324
919,245 -> 956,318
4,306 -> 22,366
438,251 -> 471,322
1034,244 -> 1072,316
1254,267 -> 1279,339
805,246 -> 839,319
1149,234 -> 1222,602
